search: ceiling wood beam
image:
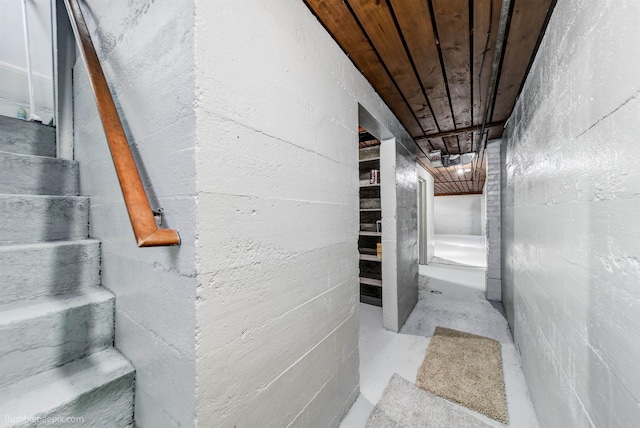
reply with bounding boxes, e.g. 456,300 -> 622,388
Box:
431,0 -> 472,132
491,0 -> 555,122
304,0 -> 424,136
347,0 -> 439,134
389,0 -> 455,136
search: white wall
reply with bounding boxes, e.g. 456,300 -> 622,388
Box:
417,162 -> 435,263
0,0 -> 53,121
193,0 -> 418,426
481,183 -> 487,236
434,194 -> 483,236
501,1 -> 640,426
72,1 -> 197,426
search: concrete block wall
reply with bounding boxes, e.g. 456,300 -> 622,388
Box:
485,141 -> 501,301
501,0 -> 640,426
193,0 -> 418,426
72,1 -> 197,426
434,194 -> 483,235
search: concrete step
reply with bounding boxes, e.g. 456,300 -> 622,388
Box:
0,151 -> 78,196
0,116 -> 56,157
0,195 -> 89,244
0,240 -> 101,305
0,348 -> 134,428
0,289 -> 115,388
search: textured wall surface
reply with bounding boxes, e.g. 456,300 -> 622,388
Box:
193,0 -> 417,426
434,194 -> 483,236
417,162 -> 435,263
72,1 -> 197,426
501,0 -> 640,426
485,141 -> 501,301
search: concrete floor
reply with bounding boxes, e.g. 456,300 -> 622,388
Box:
340,259 -> 539,427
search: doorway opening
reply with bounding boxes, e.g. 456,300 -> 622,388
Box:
431,193 -> 487,269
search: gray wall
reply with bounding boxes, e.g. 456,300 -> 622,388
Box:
72,1 -> 197,426
434,194 -> 483,235
501,0 -> 640,426
380,137 -> 418,332
193,0 -> 418,426
485,141 -> 501,301
392,138 -> 419,329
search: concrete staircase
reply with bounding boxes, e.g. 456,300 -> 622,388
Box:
0,116 -> 135,427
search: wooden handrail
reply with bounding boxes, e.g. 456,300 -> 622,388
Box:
63,0 -> 180,247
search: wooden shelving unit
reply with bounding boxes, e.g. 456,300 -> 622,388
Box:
358,142 -> 382,307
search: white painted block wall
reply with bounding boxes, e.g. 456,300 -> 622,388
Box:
70,0 -> 420,425
434,194 -> 483,235
501,1 -> 640,426
194,0 -> 418,426
72,1 -> 197,426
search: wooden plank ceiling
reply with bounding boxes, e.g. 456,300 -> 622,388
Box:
304,0 -> 556,195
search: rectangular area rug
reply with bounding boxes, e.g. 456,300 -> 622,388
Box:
416,326 -> 508,424
366,374 -> 496,428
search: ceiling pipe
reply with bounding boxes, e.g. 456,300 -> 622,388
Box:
476,0 -> 511,155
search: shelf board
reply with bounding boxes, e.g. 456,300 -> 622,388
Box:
359,157 -> 381,169
360,183 -> 381,188
359,156 -> 380,163
359,231 -> 382,237
359,254 -> 381,262
359,277 -> 382,287
359,247 -> 377,255
360,208 -> 382,212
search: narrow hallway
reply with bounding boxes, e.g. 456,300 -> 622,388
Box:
341,256 -> 539,427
